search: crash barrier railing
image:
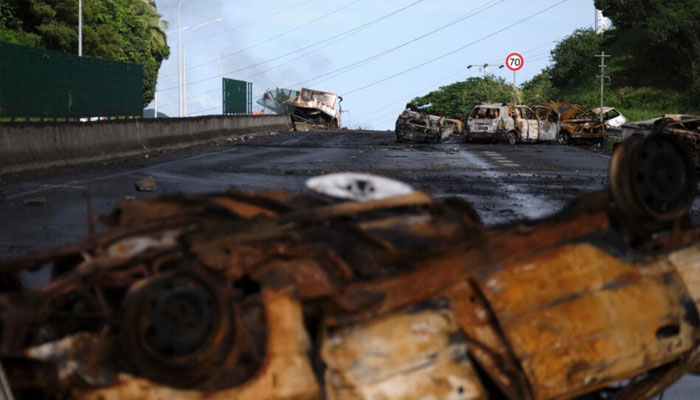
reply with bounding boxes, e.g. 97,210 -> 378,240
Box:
0,114 -> 293,174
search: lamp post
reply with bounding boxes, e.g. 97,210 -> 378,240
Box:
78,0 -> 82,56
467,63 -> 504,79
177,0 -> 184,117
182,18 -> 222,117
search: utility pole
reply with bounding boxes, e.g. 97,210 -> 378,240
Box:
177,0 -> 184,117
595,51 -> 610,123
78,0 -> 82,56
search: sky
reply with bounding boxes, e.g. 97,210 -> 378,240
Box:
150,0 -> 604,129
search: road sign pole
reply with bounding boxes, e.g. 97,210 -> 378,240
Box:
513,71 -> 517,104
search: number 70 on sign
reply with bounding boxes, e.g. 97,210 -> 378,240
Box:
505,52 -> 524,72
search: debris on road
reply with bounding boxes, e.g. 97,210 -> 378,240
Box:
22,196 -> 47,207
134,176 -> 157,192
1,135 -> 700,399
395,103 -> 453,143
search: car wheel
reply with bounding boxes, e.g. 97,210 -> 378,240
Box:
506,131 -> 517,145
557,131 -> 570,145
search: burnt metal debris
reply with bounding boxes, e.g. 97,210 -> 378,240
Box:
258,88 -> 343,131
2,135 -> 700,399
395,103 -> 454,143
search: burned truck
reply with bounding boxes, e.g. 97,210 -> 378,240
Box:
1,135 -> 700,399
258,87 -> 342,131
395,103 -> 454,143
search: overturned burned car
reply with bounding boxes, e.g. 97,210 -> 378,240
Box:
258,87 -> 342,131
533,103 -> 607,144
395,103 -> 453,143
1,135 -> 700,399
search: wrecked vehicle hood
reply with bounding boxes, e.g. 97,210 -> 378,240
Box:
1,136 -> 700,399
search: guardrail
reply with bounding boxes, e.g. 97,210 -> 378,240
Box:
0,114 -> 292,174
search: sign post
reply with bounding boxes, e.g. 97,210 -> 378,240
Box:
505,52 -> 524,104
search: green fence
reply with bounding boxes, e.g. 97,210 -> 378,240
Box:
222,78 -> 252,115
0,42 -> 143,119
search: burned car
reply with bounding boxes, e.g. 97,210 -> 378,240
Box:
465,103 -> 558,144
591,106 -> 628,129
1,136 -> 700,399
395,103 -> 453,143
533,103 -> 607,144
656,116 -> 700,170
258,87 -> 342,131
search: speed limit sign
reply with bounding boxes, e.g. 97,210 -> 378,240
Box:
506,52 -> 524,72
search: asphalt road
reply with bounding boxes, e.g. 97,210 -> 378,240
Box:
1,129 -> 699,397
0,129 -> 616,257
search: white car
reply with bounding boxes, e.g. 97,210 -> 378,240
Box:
592,107 -> 627,129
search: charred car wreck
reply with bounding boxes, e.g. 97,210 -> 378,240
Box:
534,102 -> 607,144
258,87 -> 342,131
1,135 -> 700,399
395,103 -> 454,143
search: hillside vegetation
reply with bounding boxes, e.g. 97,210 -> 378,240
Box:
0,0 -> 170,107
412,0 -> 700,122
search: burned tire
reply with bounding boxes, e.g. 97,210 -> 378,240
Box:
610,134 -> 697,221
557,131 -> 570,145
506,131 -> 517,145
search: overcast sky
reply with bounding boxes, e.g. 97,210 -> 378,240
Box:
150,0 -> 602,129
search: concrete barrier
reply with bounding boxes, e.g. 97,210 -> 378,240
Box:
0,114 -> 292,174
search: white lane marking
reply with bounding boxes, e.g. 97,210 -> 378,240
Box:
481,151 -> 520,168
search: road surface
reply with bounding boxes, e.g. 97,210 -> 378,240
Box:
0,129 -> 698,398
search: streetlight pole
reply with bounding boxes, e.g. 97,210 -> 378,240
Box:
467,63 -> 504,79
78,0 -> 82,56
177,0 -> 184,117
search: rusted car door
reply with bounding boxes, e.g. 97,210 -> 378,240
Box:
535,106 -> 560,141
518,106 -> 540,141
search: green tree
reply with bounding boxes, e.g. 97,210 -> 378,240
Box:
595,0 -> 700,96
0,0 -> 169,106
521,68 -> 555,104
549,28 -> 602,89
410,76 -> 515,119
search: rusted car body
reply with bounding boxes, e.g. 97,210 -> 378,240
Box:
395,104 -> 453,143
465,103 -> 558,144
657,116 -> 700,170
1,135 -> 700,399
258,88 -> 342,131
533,103 -> 607,144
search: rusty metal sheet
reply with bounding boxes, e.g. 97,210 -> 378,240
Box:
322,304 -> 485,400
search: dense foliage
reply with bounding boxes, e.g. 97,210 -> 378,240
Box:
409,76 -> 515,119
0,0 -> 169,106
595,0 -> 700,98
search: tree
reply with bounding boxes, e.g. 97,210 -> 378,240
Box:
0,0 -> 169,106
548,28 -> 602,89
410,76 -> 515,119
521,68 -> 555,105
595,0 -> 700,96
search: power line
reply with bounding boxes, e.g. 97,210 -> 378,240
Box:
287,0 -> 504,89
184,0 -> 314,46
161,0 -> 426,91
243,0 -> 428,81
342,0 -> 570,96
160,0 -> 314,80
160,0 -> 359,86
